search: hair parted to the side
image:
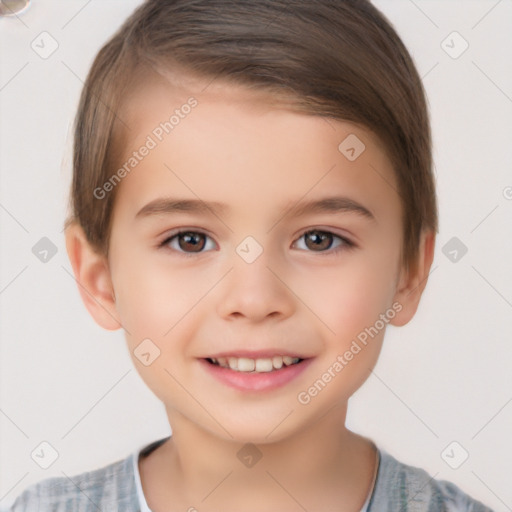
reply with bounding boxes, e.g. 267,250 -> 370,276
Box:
66,0 -> 438,275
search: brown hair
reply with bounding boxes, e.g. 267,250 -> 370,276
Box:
66,0 -> 438,274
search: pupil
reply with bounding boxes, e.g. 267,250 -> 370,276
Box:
179,232 -> 205,252
306,230 -> 332,251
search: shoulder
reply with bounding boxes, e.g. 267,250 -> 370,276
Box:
370,447 -> 494,512
8,453 -> 139,512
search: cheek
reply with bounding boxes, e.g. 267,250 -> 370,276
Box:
111,250 -> 217,351
297,253 -> 399,343
110,251 -> 177,335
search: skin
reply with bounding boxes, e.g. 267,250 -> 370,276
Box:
66,73 -> 435,512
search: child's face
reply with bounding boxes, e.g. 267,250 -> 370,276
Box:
86,77 -> 428,443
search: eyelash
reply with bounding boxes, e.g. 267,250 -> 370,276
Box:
158,228 -> 356,258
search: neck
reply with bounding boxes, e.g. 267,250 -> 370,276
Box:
141,403 -> 377,511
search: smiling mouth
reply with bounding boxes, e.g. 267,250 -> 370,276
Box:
205,356 -> 304,373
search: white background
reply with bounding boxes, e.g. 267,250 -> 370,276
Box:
0,1 -> 511,510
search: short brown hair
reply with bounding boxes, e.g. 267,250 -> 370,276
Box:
66,0 -> 438,274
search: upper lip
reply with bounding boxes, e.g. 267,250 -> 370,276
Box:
203,350 -> 310,359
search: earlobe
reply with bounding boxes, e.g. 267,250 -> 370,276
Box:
65,221 -> 122,331
390,230 -> 436,327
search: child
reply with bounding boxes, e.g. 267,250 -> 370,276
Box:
9,0 -> 495,510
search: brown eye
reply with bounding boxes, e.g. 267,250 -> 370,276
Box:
303,230 -> 334,251
177,232 -> 206,252
161,230 -> 216,254
293,229 -> 353,254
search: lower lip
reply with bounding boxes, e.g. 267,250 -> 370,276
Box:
199,358 -> 313,392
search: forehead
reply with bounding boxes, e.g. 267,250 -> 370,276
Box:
112,74 -> 400,224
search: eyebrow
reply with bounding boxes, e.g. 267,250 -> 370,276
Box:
135,198 -> 229,219
135,196 -> 375,222
283,196 -> 375,222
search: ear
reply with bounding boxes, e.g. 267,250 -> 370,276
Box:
65,221 -> 122,331
390,229 -> 436,327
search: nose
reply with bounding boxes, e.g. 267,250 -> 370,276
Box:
216,246 -> 295,322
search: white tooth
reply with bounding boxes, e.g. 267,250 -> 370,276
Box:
282,356 -> 294,366
217,357 -> 229,368
255,358 -> 273,372
237,358 -> 255,372
272,356 -> 283,369
210,358 -> 218,364
214,355 -> 300,372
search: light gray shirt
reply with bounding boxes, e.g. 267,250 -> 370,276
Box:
8,437 -> 494,511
